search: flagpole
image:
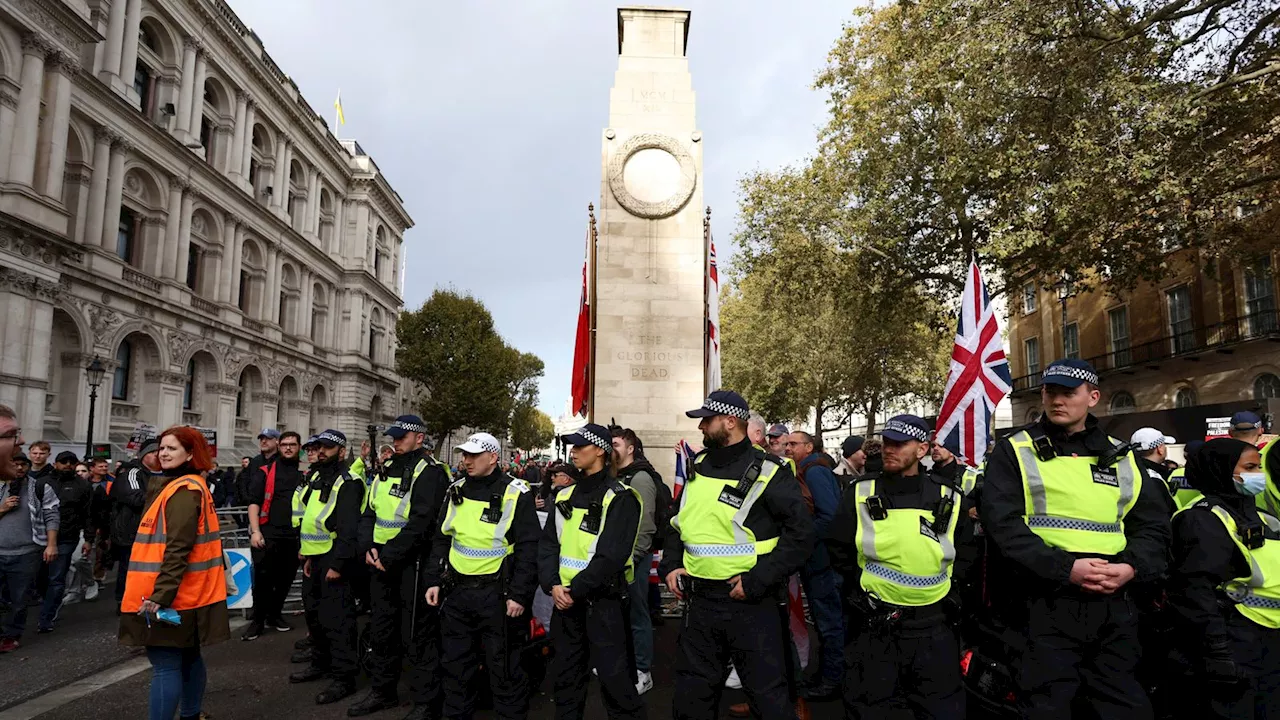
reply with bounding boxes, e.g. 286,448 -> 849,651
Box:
703,206 -> 711,396
587,203 -> 598,424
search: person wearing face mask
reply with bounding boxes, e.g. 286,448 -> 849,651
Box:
37,451 -> 91,633
289,430 -> 368,706
660,390 -> 815,720
1166,438 -> 1280,718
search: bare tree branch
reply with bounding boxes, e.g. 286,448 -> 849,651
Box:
1194,60 -> 1280,100
1223,4 -> 1280,78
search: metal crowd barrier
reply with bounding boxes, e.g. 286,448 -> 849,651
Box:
216,506 -> 304,619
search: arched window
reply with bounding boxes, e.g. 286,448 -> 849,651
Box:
112,342 -> 132,400
182,358 -> 195,410
1109,391 -> 1136,415
1174,387 -> 1198,409
1255,373 -> 1280,401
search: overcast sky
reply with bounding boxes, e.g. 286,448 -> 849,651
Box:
226,0 -> 855,417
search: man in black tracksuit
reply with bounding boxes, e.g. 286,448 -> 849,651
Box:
289,431 -> 367,705
539,423 -> 644,719
244,431 -> 304,641
982,360 -> 1170,718
107,439 -> 161,607
349,416 -> 451,720
425,432 -> 540,720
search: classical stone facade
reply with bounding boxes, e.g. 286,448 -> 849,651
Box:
0,0 -> 412,461
593,7 -> 705,483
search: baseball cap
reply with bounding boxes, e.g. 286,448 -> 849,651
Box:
385,415 -> 427,440
257,428 -> 281,440
313,429 -> 347,448
882,415 -> 931,443
54,451 -> 79,465
1231,411 -> 1262,431
456,432 -> 501,455
1131,427 -> 1176,451
766,423 -> 790,438
686,390 -> 750,420
1040,359 -> 1100,389
561,423 -> 612,451
841,436 -> 865,458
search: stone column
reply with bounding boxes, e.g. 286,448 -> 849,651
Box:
72,171 -> 92,244
175,189 -> 194,284
302,171 -> 315,235
228,223 -> 244,306
217,215 -> 235,303
346,292 -> 365,351
187,51 -> 207,142
240,101 -> 256,191
99,139 -> 129,251
161,179 -> 184,278
8,35 -> 50,187
264,244 -> 279,322
205,248 -> 221,299
174,38 -> 197,140
228,92 -> 247,178
300,270 -> 313,328
38,53 -> 76,200
353,203 -> 369,266
331,197 -> 346,255
82,128 -> 114,249
118,0 -> 143,96
99,0 -> 127,85
279,142 -> 293,218
270,138 -> 286,209
0,89 -> 20,184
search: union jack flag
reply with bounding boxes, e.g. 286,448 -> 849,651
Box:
934,259 -> 1012,468
673,439 -> 697,500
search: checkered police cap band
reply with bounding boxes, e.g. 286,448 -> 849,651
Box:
316,431 -> 347,447
468,435 -> 501,454
1043,364 -> 1099,386
884,420 -> 929,443
578,428 -> 611,450
702,399 -> 749,420
392,420 -> 426,434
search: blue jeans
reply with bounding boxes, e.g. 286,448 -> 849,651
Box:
801,564 -> 846,683
0,551 -> 41,639
38,543 -> 76,629
628,563 -> 653,673
147,646 -> 207,720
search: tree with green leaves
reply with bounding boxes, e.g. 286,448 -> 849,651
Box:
396,289 -> 545,451
510,404 -> 555,453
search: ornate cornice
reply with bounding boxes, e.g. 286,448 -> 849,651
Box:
144,369 -> 188,385
11,0 -> 101,52
19,32 -> 54,57
94,125 -> 120,145
205,382 -> 239,395
0,90 -> 17,111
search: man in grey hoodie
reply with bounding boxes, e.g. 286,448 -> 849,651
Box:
0,405 -> 58,652
611,426 -> 662,696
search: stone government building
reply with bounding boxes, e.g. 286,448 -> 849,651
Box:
0,0 -> 411,461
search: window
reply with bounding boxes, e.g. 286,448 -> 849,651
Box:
112,342 -> 131,400
368,329 -> 377,360
1108,307 -> 1131,367
1024,337 -> 1040,378
248,158 -> 259,188
311,312 -> 323,345
1255,373 -> 1280,401
278,293 -> 287,327
235,379 -> 245,417
1174,387 -> 1198,408
182,359 -> 195,410
133,63 -> 152,115
1167,286 -> 1194,354
1109,391 -> 1136,415
186,246 -> 200,291
1064,323 -> 1080,360
237,270 -> 249,312
1245,258 -> 1277,336
374,251 -> 383,280
199,117 -> 212,159
116,208 -> 136,263
1023,283 -> 1037,314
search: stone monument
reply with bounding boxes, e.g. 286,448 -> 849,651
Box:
594,7 -> 705,481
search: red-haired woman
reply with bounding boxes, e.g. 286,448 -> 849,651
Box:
119,426 -> 229,720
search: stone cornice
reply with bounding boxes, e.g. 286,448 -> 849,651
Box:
10,0 -> 103,54
144,369 -> 188,385
205,382 -> 239,395
0,267 -> 60,300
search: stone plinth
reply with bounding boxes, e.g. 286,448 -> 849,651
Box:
594,7 -> 704,482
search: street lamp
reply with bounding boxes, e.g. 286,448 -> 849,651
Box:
84,355 -> 106,459
1055,275 -> 1074,357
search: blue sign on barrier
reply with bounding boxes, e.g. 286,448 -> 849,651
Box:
225,548 -> 254,609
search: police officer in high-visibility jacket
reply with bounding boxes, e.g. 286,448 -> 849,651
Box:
1132,427 -> 1178,515
826,414 -> 973,717
425,432 -> 540,720
982,359 -> 1170,717
349,415 -> 452,720
660,390 -> 815,720
1167,438 -> 1280,718
538,422 -> 644,719
288,430 -> 368,706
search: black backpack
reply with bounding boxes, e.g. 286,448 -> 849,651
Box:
621,465 -> 673,553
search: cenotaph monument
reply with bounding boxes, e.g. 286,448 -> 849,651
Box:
593,7 -> 706,481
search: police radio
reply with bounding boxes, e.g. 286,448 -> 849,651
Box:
1096,441 -> 1135,470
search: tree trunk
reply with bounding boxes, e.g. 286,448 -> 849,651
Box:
864,395 -> 880,436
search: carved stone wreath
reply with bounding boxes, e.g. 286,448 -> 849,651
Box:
607,133 -> 697,219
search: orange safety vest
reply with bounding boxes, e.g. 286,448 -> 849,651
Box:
120,474 -> 227,613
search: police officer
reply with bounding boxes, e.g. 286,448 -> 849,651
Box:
348,416 -> 451,719
538,423 -> 644,719
982,359 -> 1170,717
289,429 -> 368,705
827,414 -> 972,717
1132,427 -> 1178,515
660,390 -> 814,720
425,432 -> 540,720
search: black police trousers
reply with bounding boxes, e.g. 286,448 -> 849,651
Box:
365,559 -> 442,710
439,582 -> 528,720
251,536 -> 299,626
843,615 -> 964,719
552,595 -> 645,720
672,594 -> 792,720
301,552 -> 358,682
1017,593 -> 1151,719
1169,613 -> 1280,720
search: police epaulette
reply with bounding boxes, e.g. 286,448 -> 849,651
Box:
508,478 -> 530,494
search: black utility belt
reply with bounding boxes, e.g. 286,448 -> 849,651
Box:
451,571 -> 502,588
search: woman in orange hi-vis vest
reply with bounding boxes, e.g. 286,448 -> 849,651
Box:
119,426 -> 229,720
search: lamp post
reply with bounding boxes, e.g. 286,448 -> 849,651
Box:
1055,276 -> 1073,358
84,355 -> 105,459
